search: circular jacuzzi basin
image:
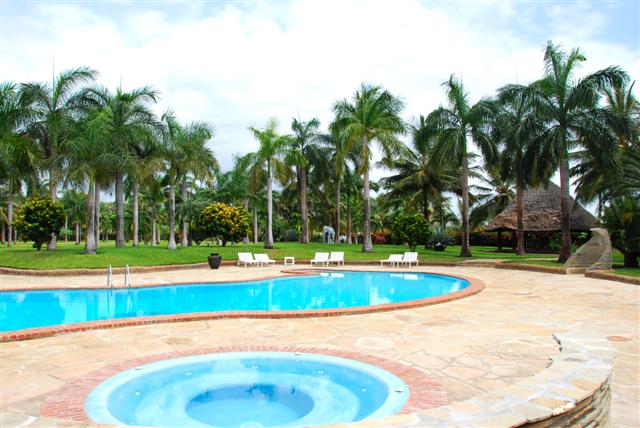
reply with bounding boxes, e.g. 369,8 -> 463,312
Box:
86,352 -> 409,428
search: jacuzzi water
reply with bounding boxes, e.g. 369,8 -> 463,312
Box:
0,271 -> 468,332
85,352 -> 409,427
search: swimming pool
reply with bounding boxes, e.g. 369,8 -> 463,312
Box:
0,271 -> 469,332
85,352 -> 409,427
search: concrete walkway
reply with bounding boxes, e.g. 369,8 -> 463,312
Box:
0,266 -> 637,427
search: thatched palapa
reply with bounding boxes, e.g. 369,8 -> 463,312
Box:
487,182 -> 596,232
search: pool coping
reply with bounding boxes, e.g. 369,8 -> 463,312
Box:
39,346 -> 448,423
0,270 -> 484,342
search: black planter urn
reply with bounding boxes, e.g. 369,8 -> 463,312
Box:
434,244 -> 446,252
208,253 -> 222,269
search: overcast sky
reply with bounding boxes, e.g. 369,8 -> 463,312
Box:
2,0 -> 639,189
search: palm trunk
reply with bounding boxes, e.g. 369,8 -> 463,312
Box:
253,203 -> 258,244
167,184 -> 177,250
334,179 -> 341,242
115,170 -> 125,247
1,220 -> 5,244
346,194 -> 352,244
85,178 -> 97,254
300,168 -> 309,243
64,215 -> 68,242
181,181 -> 188,246
75,222 -> 80,244
94,184 -> 100,247
243,198 -> 249,244
460,155 -> 472,257
157,222 -> 161,244
362,166 -> 373,252
132,181 -> 140,247
515,181 -> 525,256
151,210 -> 157,246
265,172 -> 274,249
558,157 -> 572,262
47,166 -> 57,250
7,198 -> 13,247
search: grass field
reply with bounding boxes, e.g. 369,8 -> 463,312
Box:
0,240 -> 554,270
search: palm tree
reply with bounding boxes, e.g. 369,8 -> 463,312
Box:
141,174 -> 165,246
60,189 -> 87,244
427,75 -> 495,257
247,118 -> 290,249
573,79 -> 639,212
286,117 -> 321,243
320,125 -> 352,242
379,115 -> 458,221
470,167 -> 515,250
526,41 -> 628,262
235,153 -> 266,244
19,67 -> 97,249
333,83 -> 405,252
491,83 -> 545,255
0,82 -> 39,247
84,85 -> 159,247
160,111 -> 215,249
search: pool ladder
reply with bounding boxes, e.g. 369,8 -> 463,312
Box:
107,264 -> 132,289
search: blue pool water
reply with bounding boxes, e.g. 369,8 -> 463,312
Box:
0,271 -> 468,332
85,352 -> 409,427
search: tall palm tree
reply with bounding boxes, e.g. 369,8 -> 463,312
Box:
470,167 -> 515,249
160,111 -> 215,249
573,79 -> 639,211
286,117 -> 321,243
60,189 -> 87,244
84,85 -> 159,247
491,83 -> 545,255
235,153 -> 266,244
526,42 -> 628,262
247,118 -> 290,249
0,82 -> 39,246
379,115 -> 458,221
141,174 -> 165,246
427,75 -> 495,257
320,125 -> 352,242
333,83 -> 405,252
20,67 -> 97,249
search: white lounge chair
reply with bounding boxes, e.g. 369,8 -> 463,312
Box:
328,252 -> 344,266
254,253 -> 276,267
400,252 -> 419,267
237,252 -> 257,267
380,254 -> 403,267
310,252 -> 329,266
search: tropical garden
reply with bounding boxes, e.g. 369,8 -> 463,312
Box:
1,42 -> 638,273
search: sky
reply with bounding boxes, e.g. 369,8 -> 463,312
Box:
1,0 -> 639,198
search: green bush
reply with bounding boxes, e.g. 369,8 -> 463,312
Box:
427,225 -> 455,251
391,213 -> 431,251
14,197 -> 65,250
604,197 -> 640,268
198,202 -> 250,246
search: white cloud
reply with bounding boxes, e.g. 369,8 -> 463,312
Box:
2,0 -> 637,192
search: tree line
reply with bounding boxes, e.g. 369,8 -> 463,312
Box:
1,41 -> 638,265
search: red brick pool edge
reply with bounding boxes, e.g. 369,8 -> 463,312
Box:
40,345 -> 448,423
0,270 -> 484,342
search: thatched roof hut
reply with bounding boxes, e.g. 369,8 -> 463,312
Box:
487,182 -> 596,232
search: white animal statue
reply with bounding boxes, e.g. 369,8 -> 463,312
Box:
322,226 -> 335,244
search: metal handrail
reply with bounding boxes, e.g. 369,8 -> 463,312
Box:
124,264 -> 131,288
107,264 -> 113,288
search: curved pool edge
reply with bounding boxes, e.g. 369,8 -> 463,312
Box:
40,346 -> 447,424
0,270 -> 484,342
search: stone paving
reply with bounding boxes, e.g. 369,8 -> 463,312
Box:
0,265 -> 638,427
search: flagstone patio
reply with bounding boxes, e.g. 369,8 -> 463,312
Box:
0,266 -> 637,427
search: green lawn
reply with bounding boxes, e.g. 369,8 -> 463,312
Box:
0,240 -> 555,270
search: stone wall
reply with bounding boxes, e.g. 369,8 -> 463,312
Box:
566,228 -> 613,273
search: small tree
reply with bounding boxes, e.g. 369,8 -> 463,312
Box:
199,202 -> 250,246
604,197 -> 640,268
14,198 -> 65,250
391,213 -> 431,251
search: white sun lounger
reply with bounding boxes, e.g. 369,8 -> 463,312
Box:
380,254 -> 403,267
254,253 -> 276,267
328,252 -> 344,266
310,252 -> 329,266
237,252 -> 257,267
400,252 -> 419,267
